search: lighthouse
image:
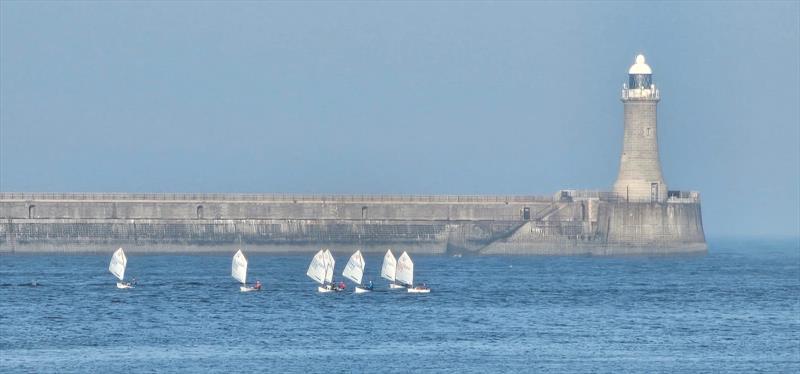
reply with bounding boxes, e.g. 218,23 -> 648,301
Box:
613,54 -> 668,202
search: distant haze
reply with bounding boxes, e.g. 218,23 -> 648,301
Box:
1,2 -> 798,238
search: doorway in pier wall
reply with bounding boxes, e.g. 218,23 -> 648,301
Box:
522,207 -> 530,220
28,205 -> 35,219
197,205 -> 204,219
362,206 -> 368,219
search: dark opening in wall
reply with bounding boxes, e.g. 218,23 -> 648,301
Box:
650,183 -> 659,203
28,205 -> 35,219
197,205 -> 204,219
362,206 -> 368,219
522,207 -> 530,220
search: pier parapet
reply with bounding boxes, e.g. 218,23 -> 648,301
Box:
0,190 -> 705,255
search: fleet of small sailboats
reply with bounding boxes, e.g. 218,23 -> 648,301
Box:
108,246 -> 429,294
109,247 -> 134,289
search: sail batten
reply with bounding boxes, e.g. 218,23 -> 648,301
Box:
108,248 -> 127,281
381,249 -> 397,282
396,251 -> 414,286
306,249 -> 328,285
343,250 -> 365,285
231,249 -> 248,285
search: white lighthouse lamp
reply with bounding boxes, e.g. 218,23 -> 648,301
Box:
623,54 -> 658,100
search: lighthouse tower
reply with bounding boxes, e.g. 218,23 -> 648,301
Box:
613,54 -> 668,202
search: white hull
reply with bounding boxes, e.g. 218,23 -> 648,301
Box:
318,285 -> 335,293
240,286 -> 258,292
354,286 -> 371,293
389,283 -> 406,289
408,287 -> 430,293
116,282 -> 133,289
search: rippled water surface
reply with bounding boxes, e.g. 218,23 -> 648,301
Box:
1,239 -> 798,373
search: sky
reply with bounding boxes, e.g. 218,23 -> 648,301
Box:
1,1 -> 798,238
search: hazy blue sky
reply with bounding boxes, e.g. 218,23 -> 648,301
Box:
1,1 -> 798,237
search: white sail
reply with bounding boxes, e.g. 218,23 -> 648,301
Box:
307,249 -> 327,285
324,249 -> 335,284
231,249 -> 248,285
381,249 -> 396,282
109,248 -> 127,281
343,250 -> 365,285
396,251 -> 414,286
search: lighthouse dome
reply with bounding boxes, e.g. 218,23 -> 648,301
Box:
627,54 -> 654,90
628,54 -> 652,75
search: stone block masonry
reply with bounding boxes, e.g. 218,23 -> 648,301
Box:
0,192 -> 706,255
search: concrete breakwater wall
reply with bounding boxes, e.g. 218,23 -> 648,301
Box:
0,193 -> 706,255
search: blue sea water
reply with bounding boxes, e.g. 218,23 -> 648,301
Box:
1,239 -> 798,373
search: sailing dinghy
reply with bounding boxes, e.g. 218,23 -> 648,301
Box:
397,251 -> 430,293
308,249 -> 341,292
232,249 -> 260,292
343,250 -> 371,293
381,249 -> 405,289
109,248 -> 133,289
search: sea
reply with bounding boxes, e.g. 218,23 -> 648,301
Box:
1,238 -> 798,373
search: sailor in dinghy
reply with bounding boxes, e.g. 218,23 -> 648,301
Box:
232,249 -> 261,292
397,251 -> 431,293
343,250 -> 372,293
326,249 -> 346,292
109,247 -> 134,289
381,249 -> 405,290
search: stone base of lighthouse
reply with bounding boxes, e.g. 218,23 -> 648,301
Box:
613,179 -> 668,203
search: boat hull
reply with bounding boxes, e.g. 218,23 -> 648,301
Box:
116,282 -> 133,289
389,283 -> 406,289
354,286 -> 371,293
240,286 -> 257,292
408,288 -> 430,293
